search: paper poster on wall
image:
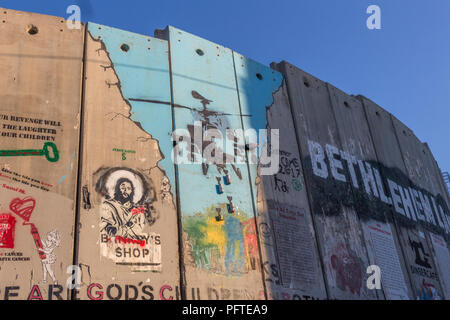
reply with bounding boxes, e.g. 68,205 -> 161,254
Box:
365,221 -> 409,299
268,201 -> 319,290
429,233 -> 450,298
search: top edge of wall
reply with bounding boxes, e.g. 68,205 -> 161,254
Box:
87,22 -> 162,43
154,25 -> 169,40
274,60 -> 432,156
271,60 -> 328,84
155,25 -> 234,52
2,7 -> 438,169
1,6 -> 85,27
362,94 -> 433,152
155,25 -> 281,76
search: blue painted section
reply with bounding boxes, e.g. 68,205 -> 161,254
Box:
168,26 -> 260,276
88,23 -> 176,191
233,53 -> 283,134
224,215 -> 245,273
57,152 -> 76,185
233,52 -> 283,207
168,26 -> 255,218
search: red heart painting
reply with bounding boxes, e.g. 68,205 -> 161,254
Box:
9,197 -> 36,222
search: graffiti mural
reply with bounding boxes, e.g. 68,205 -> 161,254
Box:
274,150 -> 302,194
0,214 -> 16,249
95,167 -> 161,271
171,89 -> 260,277
183,204 -> 258,276
418,278 -> 441,300
40,229 -> 61,284
0,183 -> 72,293
330,242 -> 363,295
306,139 -> 450,236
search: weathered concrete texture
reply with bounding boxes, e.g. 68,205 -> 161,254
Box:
234,53 -> 327,300
422,144 -> 450,297
155,26 -> 265,300
273,62 -> 378,300
391,116 -> 450,298
1,8 -> 449,300
361,96 -> 446,300
327,85 -> 412,300
75,24 -> 180,300
0,8 -> 83,299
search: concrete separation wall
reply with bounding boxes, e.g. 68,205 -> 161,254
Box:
1,7 -> 449,300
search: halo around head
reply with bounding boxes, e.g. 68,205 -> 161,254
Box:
105,169 -> 144,204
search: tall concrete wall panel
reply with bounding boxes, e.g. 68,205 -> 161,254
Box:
1,8 -> 449,300
391,116 -> 450,298
361,97 -> 447,299
75,24 -> 180,300
420,143 -> 450,299
327,85 -> 412,300
0,8 -> 83,299
272,62 -> 377,300
234,54 -> 327,300
155,26 -> 265,300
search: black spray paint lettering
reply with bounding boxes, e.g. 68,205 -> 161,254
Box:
31,285 -> 65,300
274,150 -> 302,193
115,247 -> 150,259
1,285 -> 66,300
4,286 -> 19,300
409,238 -> 432,269
358,160 -> 379,198
308,139 -> 450,235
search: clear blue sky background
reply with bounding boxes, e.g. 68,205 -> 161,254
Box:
3,0 -> 449,174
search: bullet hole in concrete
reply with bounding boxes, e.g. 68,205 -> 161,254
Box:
375,111 -> 380,116
120,43 -> 130,52
27,25 -> 38,35
256,73 -> 263,80
303,78 -> 310,88
344,101 -> 350,108
196,49 -> 204,56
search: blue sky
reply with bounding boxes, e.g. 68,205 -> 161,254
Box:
3,0 -> 449,174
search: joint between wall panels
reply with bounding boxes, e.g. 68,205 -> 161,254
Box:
70,22 -> 89,301
271,62 -> 331,300
358,96 -> 416,299
165,29 -> 188,301
231,51 -> 268,301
